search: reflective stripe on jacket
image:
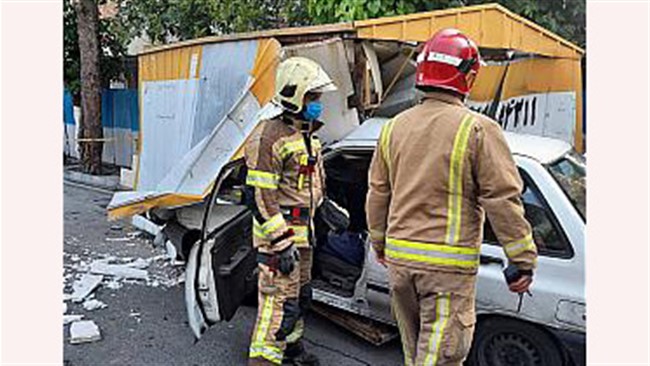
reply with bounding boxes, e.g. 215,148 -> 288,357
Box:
245,116 -> 324,253
366,91 -> 537,275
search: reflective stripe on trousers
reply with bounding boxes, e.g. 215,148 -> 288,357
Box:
386,237 -> 479,269
249,295 -> 283,364
424,294 -> 452,366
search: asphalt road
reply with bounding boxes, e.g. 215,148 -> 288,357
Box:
63,182 -> 404,366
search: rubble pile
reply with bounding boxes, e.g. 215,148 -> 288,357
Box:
63,225 -> 185,345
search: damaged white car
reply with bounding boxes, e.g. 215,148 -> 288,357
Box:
155,117 -> 585,366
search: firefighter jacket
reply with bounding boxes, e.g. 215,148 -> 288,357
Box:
366,91 -> 537,277
245,115 -> 325,254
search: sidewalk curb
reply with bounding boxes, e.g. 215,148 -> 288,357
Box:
64,170 -> 121,191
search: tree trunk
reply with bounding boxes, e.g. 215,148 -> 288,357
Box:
75,0 -> 103,174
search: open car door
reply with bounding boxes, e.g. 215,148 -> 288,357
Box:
184,203 -> 257,339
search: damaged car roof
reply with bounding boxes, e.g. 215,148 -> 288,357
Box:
330,117 -> 573,165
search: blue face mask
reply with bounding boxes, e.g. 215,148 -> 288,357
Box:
302,101 -> 323,121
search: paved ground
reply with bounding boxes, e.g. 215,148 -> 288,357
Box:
63,182 -> 404,366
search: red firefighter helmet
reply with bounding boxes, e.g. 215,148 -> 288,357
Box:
415,28 -> 482,96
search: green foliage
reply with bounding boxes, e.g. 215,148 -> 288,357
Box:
64,0 -> 129,97
115,0 -> 310,44
307,0 -> 462,23
64,0 -> 81,94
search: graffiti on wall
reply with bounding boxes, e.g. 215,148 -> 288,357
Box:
466,91 -> 576,145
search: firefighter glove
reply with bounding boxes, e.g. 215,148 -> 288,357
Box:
278,244 -> 300,275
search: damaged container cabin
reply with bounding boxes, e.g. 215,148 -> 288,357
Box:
108,3 -> 584,221
105,6 -> 586,360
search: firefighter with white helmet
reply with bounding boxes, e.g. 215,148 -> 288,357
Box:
366,29 -> 538,365
245,56 -> 336,366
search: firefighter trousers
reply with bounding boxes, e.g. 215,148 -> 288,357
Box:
249,247 -> 313,365
388,265 -> 477,366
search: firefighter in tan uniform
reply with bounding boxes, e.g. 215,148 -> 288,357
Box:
245,57 -> 336,366
366,29 -> 538,366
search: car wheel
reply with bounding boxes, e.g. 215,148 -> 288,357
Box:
466,317 -> 565,366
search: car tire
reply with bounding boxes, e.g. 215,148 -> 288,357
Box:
466,317 -> 565,366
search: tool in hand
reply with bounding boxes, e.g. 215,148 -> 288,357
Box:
503,264 -> 533,313
516,290 -> 532,312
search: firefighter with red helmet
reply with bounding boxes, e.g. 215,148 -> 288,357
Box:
366,28 -> 538,365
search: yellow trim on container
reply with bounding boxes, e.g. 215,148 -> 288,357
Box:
354,3 -> 583,59
107,193 -> 203,220
141,23 -> 354,56
139,45 -> 203,82
250,38 -> 281,105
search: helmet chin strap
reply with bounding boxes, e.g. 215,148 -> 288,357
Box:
465,71 -> 477,92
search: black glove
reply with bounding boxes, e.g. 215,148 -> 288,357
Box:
503,264 -> 533,285
277,244 -> 300,275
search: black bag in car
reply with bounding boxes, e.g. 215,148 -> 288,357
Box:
322,231 -> 365,267
315,251 -> 362,293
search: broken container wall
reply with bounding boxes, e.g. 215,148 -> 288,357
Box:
135,46 -> 203,190
191,40 -> 258,147
283,38 -> 359,144
468,57 -> 583,150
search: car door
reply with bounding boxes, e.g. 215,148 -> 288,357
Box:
476,156 -> 583,329
185,163 -> 258,339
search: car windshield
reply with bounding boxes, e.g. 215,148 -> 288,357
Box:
547,150 -> 586,220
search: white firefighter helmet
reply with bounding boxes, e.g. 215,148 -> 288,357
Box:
273,57 -> 337,113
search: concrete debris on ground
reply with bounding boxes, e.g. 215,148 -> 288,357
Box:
164,241 -> 177,260
105,237 -> 131,242
90,261 -> 148,280
70,320 -> 102,344
106,280 -> 123,290
126,257 -> 151,269
71,274 -> 103,303
83,299 -> 107,311
63,315 -> 84,325
63,218 -> 187,345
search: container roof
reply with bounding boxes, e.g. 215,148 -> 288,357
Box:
142,3 -> 584,59
354,3 -> 584,59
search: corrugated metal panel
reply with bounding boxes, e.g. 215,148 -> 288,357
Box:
139,45 -> 203,82
64,89 -> 75,125
354,3 -> 584,59
110,37 -> 281,218
470,58 -> 582,102
99,89 -> 139,167
101,89 -> 138,130
138,79 -> 200,190
191,40 -> 258,146
249,38 -> 281,105
283,38 -> 359,144
468,57 -> 583,151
